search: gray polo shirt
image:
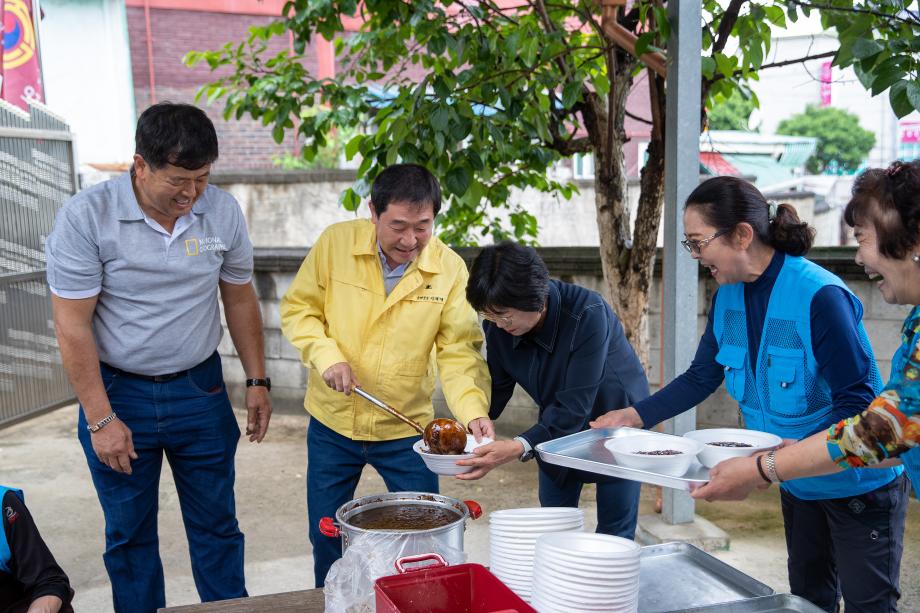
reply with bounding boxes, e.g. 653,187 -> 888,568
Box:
45,172 -> 253,375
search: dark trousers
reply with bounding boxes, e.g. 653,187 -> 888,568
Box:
77,353 -> 246,613
781,473 -> 909,613
538,468 -> 640,539
306,418 -> 439,588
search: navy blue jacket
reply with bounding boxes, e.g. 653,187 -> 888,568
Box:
485,280 -> 650,483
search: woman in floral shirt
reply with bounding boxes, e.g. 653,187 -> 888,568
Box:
694,160 -> 920,501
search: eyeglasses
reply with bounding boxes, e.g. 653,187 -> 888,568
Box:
681,228 -> 731,255
479,312 -> 513,327
479,304 -> 545,328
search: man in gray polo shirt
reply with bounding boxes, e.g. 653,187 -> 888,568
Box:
45,103 -> 272,613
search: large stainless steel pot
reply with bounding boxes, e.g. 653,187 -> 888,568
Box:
319,491 -> 482,553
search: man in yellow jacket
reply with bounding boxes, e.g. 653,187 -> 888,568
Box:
280,164 -> 494,586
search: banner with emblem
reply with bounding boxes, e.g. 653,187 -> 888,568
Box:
1,0 -> 44,111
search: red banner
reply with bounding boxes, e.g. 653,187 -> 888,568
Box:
1,0 -> 43,111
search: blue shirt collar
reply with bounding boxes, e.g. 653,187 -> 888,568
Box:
747,249 -> 785,290
377,242 -> 411,276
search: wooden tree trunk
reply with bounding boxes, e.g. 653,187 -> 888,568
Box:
588,55 -> 667,373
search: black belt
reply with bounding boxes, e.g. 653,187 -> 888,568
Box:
100,352 -> 217,382
101,363 -> 189,382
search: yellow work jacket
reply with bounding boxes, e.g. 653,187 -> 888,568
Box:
280,219 -> 491,441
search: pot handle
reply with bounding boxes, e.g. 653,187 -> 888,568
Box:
318,517 -> 340,538
464,500 -> 482,519
394,553 -> 447,574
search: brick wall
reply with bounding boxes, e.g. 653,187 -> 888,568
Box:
126,7 -> 319,169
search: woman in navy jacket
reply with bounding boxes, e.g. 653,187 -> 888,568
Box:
592,176 -> 908,613
456,241 -> 649,539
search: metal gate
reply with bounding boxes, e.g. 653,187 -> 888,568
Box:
0,100 -> 78,427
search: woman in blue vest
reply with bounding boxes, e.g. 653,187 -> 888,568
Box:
591,176 -> 909,613
691,161 -> 920,507
0,486 -> 74,613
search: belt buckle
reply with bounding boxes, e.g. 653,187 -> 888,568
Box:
153,372 -> 181,383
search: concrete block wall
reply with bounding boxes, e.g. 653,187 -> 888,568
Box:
220,247 -> 912,436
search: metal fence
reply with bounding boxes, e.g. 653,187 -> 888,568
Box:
0,100 -> 78,427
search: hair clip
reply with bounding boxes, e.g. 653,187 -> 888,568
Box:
886,163 -> 904,177
767,200 -> 779,222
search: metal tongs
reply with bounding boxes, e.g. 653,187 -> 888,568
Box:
353,387 -> 425,434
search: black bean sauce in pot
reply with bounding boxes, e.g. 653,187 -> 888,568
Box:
348,505 -> 461,530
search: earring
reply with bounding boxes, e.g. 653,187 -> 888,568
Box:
913,254 -> 920,264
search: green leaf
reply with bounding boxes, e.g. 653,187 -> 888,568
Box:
907,81 -> 920,115
714,53 -> 736,78
853,63 -> 876,90
871,66 -> 905,96
522,37 -> 538,67
562,81 -> 581,109
701,57 -> 716,80
340,188 -> 361,211
386,145 -> 399,166
634,32 -> 655,58
428,34 -> 446,56
272,124 -> 285,144
851,38 -> 885,60
763,6 -> 785,27
431,106 -> 450,132
891,81 -> 914,118
444,165 -> 471,197
345,134 -> 364,160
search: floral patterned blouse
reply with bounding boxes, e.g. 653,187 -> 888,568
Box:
827,305 -> 920,472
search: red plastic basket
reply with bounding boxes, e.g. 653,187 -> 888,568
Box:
375,553 -> 536,613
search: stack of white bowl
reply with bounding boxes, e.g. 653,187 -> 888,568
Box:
488,507 -> 584,601
531,532 -> 641,613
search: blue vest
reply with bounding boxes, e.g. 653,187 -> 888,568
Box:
713,255 -> 902,500
0,486 -> 24,575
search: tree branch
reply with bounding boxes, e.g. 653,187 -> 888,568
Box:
626,110 -> 653,125
710,49 -> 838,83
712,0 -> 747,54
548,135 -> 593,155
788,0 -> 920,26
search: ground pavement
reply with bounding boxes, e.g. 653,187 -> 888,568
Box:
0,407 -> 916,611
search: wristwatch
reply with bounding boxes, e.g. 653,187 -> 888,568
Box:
514,436 -> 535,462
246,378 -> 271,392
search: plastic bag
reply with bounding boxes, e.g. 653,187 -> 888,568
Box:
323,530 -> 466,613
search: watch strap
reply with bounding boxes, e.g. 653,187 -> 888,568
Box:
246,378 -> 271,391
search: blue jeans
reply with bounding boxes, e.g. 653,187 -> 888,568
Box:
538,468 -> 640,539
77,353 -> 246,613
306,418 -> 438,587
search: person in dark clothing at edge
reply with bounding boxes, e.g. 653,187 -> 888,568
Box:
457,241 -> 649,539
591,176 -> 909,613
0,486 -> 74,613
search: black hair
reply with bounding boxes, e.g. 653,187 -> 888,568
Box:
844,160 -> 920,259
685,176 -> 815,257
135,102 -> 218,170
466,241 -> 550,313
370,164 -> 442,216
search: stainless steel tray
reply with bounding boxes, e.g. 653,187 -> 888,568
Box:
679,594 -> 825,612
639,542 -> 774,613
536,427 -> 710,490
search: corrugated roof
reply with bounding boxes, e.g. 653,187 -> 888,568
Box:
700,152 -> 741,176
721,153 -> 798,188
